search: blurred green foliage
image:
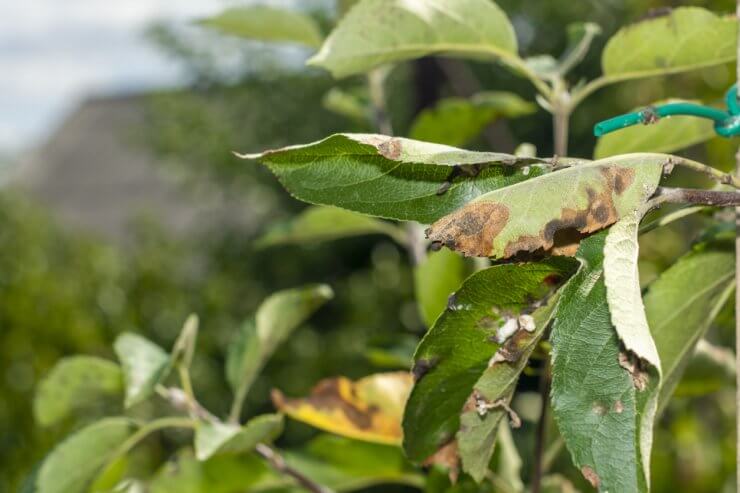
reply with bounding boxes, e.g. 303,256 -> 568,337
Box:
4,0 -> 740,491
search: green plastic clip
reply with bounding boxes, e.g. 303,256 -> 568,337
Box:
594,84 -> 740,139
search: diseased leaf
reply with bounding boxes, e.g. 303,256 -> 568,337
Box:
240,133 -> 546,223
594,100 -> 716,158
272,372 -> 413,445
403,258 -> 577,462
36,418 -> 135,493
285,435 -> 423,491
198,6 -> 323,48
427,154 -> 667,259
414,249 -> 467,327
604,211 -> 662,371
551,233 -> 656,492
227,285 -> 333,412
256,206 -> 406,248
409,92 -> 536,147
458,292 -> 561,482
34,356 -> 123,427
308,0 -> 519,78
195,414 -> 284,461
643,231 -> 734,411
601,7 -> 736,81
114,333 -> 171,408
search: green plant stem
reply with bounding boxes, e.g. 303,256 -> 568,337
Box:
673,157 -> 740,189
367,68 -> 393,135
638,206 -> 707,235
106,417 -> 195,470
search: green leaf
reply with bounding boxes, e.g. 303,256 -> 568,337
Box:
323,87 -> 372,124
414,249 -> 467,327
198,6 -> 323,48
256,206 -> 406,248
403,258 -> 577,462
458,292 -> 561,482
643,233 -> 734,411
226,285 -> 333,415
172,314 -> 199,369
409,92 -> 536,147
114,333 -> 171,408
594,100 -> 716,158
195,414 -> 284,461
35,418 -> 135,493
34,356 -> 123,427
241,133 -> 546,223
308,0 -> 519,78
601,7 -> 736,81
551,233 -> 656,492
149,451 -> 285,493
427,153 -> 667,259
285,435 -> 423,491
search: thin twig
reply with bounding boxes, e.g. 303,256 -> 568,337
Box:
156,385 -> 217,421
255,443 -> 334,493
650,187 -> 740,207
672,156 -> 740,189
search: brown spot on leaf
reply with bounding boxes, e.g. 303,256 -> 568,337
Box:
489,329 -> 535,364
426,202 -> 510,257
581,465 -> 601,488
412,358 -> 438,382
613,400 -> 624,414
618,351 -> 649,391
272,381 -> 374,430
377,137 -> 402,160
427,165 -> 636,258
423,440 -> 460,483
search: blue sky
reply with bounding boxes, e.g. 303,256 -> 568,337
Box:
0,0 -> 320,152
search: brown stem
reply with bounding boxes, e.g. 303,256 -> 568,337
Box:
255,443 -> 334,493
651,187 -> 740,207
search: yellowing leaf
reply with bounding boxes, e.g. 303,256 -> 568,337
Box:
272,372 -> 413,445
427,154 -> 667,259
308,0 -> 519,78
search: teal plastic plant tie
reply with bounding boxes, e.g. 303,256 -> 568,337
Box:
594,83 -> 740,138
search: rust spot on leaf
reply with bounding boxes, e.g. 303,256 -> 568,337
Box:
427,203 -> 510,257
272,381 -> 373,430
427,165 -> 636,258
581,465 -> 601,488
613,400 -> 624,414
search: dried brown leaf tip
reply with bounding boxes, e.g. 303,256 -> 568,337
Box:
426,165 -> 636,259
618,350 -> 650,391
581,465 -> 601,489
423,440 -> 460,483
271,372 -> 412,445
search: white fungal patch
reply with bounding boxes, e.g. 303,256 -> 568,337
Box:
494,317 -> 519,343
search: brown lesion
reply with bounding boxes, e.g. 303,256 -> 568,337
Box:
427,165 -> 636,259
376,137 -> 402,160
426,202 -> 510,257
271,378 -> 377,430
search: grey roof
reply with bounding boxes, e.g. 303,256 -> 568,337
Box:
15,93 -> 249,243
